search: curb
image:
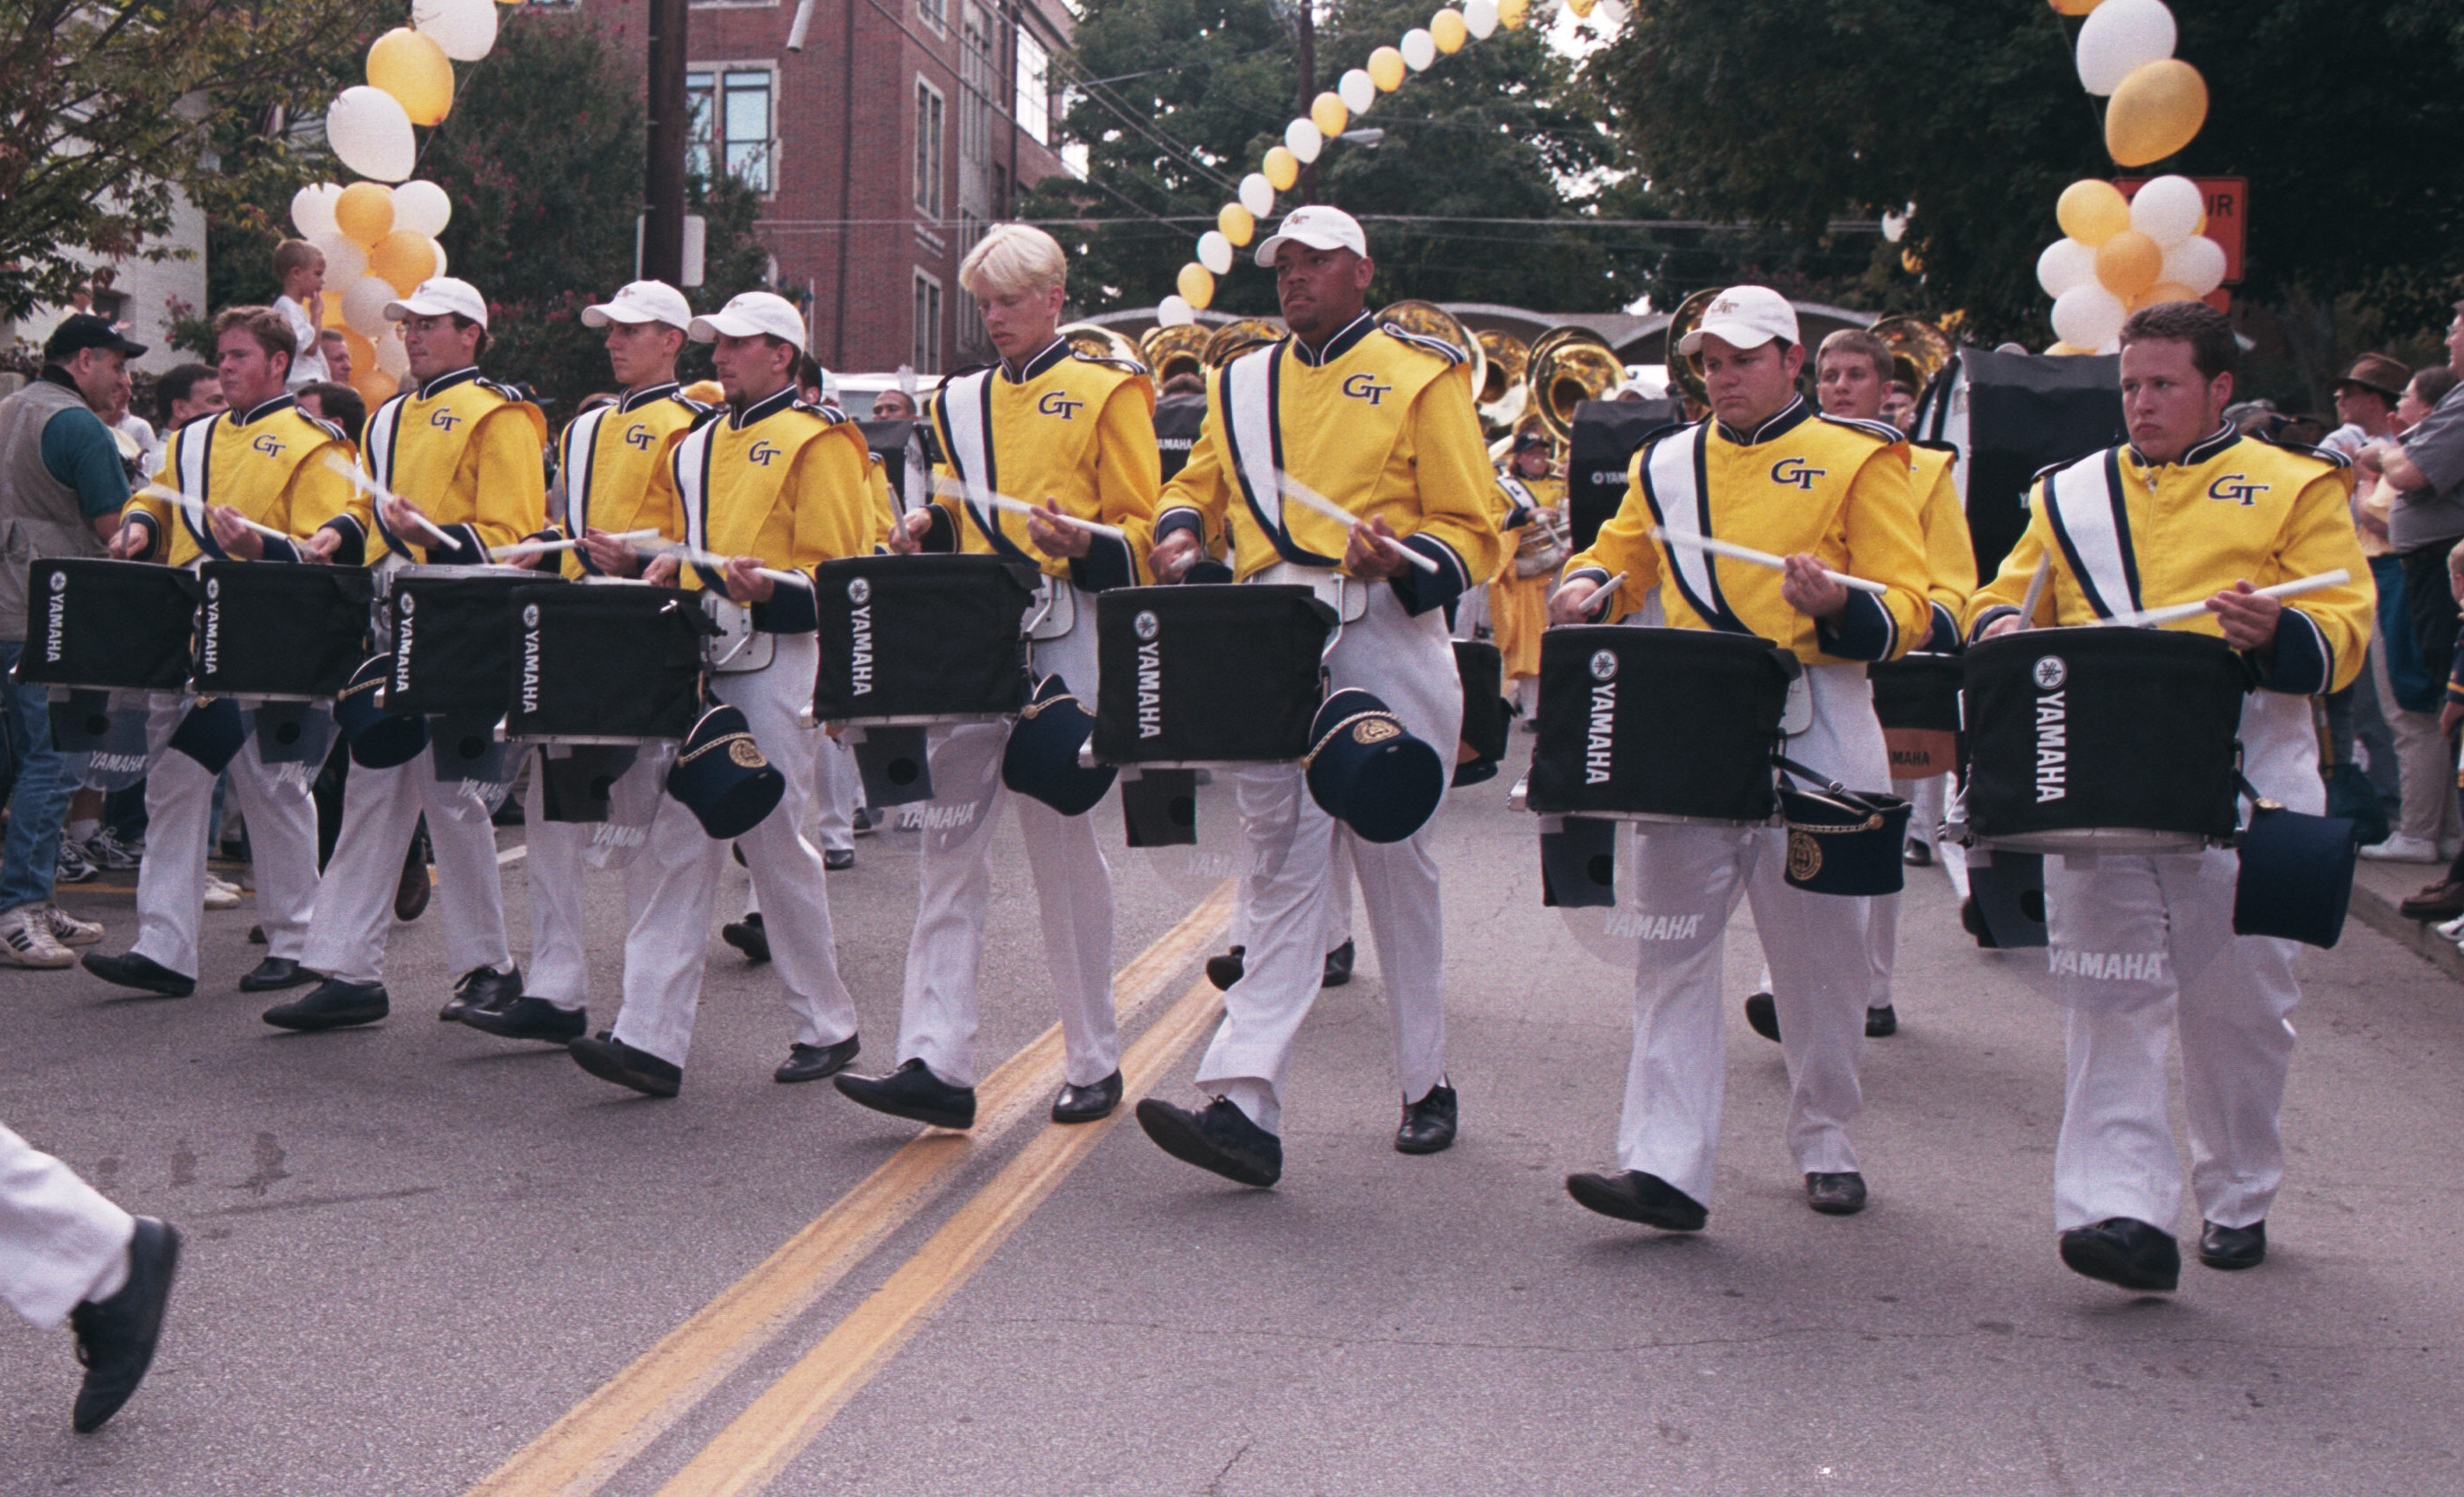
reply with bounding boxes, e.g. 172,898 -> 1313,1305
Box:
2348,882 -> 2464,981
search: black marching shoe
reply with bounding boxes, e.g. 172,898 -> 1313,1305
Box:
1565,1170 -> 1709,1232
263,977 -> 388,1031
2198,1219 -> 2266,1271
1807,1171 -> 1868,1215
237,956 -> 315,993
439,964 -> 522,1023
568,1031 -> 681,1097
1865,1004 -> 1898,1038
1051,1070 -> 1123,1124
68,1217 -> 180,1433
79,951 -> 193,998
775,1034 -> 860,1084
2058,1217 -> 2181,1292
1135,1096 -> 1282,1187
1205,944 -> 1245,991
1321,939 -> 1356,988
723,914 -> 771,965
462,997 -> 587,1045
1394,1082 -> 1457,1155
835,1057 -> 976,1129
822,848 -> 855,871
1904,837 -> 1933,867
1744,992 -> 1781,1043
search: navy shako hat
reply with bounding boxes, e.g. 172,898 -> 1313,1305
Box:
1772,756 -> 1908,898
169,698 -> 247,775
666,704 -> 785,840
334,655 -> 428,769
1002,674 -> 1117,817
2233,797 -> 2359,948
1303,688 -> 1444,845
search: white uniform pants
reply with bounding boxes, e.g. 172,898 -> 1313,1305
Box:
898,596 -> 1119,1088
298,750 -> 509,987
609,635 -> 856,1068
1193,583 -> 1461,1134
0,1123 -> 132,1329
522,758 -> 593,1012
814,731 -> 859,854
1616,665 -> 1886,1204
1859,771 -> 1953,1012
131,706 -> 319,980
2047,688 -> 2316,1233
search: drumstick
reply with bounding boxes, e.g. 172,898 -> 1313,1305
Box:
2015,554 -> 2053,629
642,542 -> 813,591
928,476 -> 1126,541
1274,470 -> 1443,575
2099,568 -> 2351,630
1584,571 -> 1627,618
322,454 -> 461,549
1648,525 -> 1889,597
490,528 -> 660,561
137,482 -> 290,544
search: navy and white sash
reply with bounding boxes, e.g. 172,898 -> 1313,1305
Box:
935,367 -> 1039,567
2040,449 -> 2140,621
1220,344 -> 1341,568
559,404 -> 613,540
1633,424 -> 1749,636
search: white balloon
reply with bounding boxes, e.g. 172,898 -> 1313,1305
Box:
1401,28 -> 1437,71
2075,0 -> 2175,96
2051,284 -> 2128,352
1880,209 -> 1908,244
311,233 -> 369,289
2160,235 -> 2227,296
1338,69 -> 1376,116
1284,117 -> 1323,164
375,327 -> 410,377
1197,231 -> 1233,276
2035,237 -> 2097,298
412,0 -> 498,62
325,87 -> 417,183
2129,174 -> 2204,246
1239,173 -> 1273,218
1156,296 -> 1196,328
427,237 -> 447,278
290,183 -> 342,241
1465,0 -> 1499,39
390,179 -> 453,238
342,275 -> 397,337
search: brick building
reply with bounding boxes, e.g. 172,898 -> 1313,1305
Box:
565,0 -> 1075,377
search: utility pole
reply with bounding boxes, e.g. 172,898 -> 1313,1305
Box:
1293,0 -> 1315,205
644,0 -> 689,282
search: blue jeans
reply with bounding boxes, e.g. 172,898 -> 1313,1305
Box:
0,640 -> 73,914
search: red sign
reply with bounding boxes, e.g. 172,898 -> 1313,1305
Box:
2115,176 -> 2247,284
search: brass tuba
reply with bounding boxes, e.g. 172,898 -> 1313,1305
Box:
1203,317 -> 1284,367
1475,328 -> 1529,434
1524,326 -> 1626,447
1866,315 -> 1956,394
1376,299 -> 1486,399
1658,288 -> 1719,409
1141,323 -> 1212,384
1057,321 -> 1146,369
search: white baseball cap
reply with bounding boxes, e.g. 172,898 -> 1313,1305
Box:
385,276 -> 490,330
1253,205 -> 1369,267
582,280 -> 694,331
687,291 -> 808,354
1677,285 -> 1800,357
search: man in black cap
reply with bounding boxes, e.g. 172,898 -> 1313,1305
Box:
0,315 -> 139,969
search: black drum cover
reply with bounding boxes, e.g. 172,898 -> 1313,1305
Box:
192,561 -> 373,699
384,571 -> 549,718
1092,585 -> 1333,764
811,554 -> 1035,720
1867,654 -> 1964,733
1963,628 -> 2245,843
14,559 -> 197,691
506,583 -> 707,741
1454,640 -> 1507,764
1526,625 -> 1797,823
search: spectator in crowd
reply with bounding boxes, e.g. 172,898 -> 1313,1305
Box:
319,327 -> 351,386
154,364 -> 223,434
1881,379 -> 1919,433
270,240 -> 329,389
296,382 -> 366,448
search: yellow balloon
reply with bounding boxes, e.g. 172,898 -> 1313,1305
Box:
2093,229 -> 2162,299
1498,0 -> 1529,27
340,327 -> 377,374
333,182 -> 395,247
2045,342 -> 2091,356
367,27 -> 454,128
1176,263 -> 1215,312
351,365 -> 400,406
1431,9 -> 1468,52
2130,280 -> 2202,311
2106,58 -> 2207,168
368,229 -> 440,295
2047,0 -> 2105,13
2055,178 -> 2131,246
1311,92 -> 1349,138
1217,203 -> 1255,248
319,292 -> 349,329
1262,146 -> 1300,192
1368,47 -> 1408,91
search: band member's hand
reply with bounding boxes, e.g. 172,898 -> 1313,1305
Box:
107,522 -> 148,560
2206,579 -> 2281,649
298,526 -> 341,563
1548,578 -> 1600,626
1149,530 -> 1201,583
723,554 -> 774,605
886,508 -> 934,555
1980,614 -> 2026,640
642,552 -> 683,587
1025,500 -> 1091,560
381,494 -> 436,542
207,504 -> 264,561
582,528 -> 643,576
1344,515 -> 1411,580
1780,553 -> 1849,620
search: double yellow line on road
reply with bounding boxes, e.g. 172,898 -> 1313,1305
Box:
463,883 -> 1232,1497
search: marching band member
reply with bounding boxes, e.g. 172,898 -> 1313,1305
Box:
459,281 -> 701,1047
1551,286 -> 1931,1230
1138,206 -> 1504,1186
830,223 -> 1158,1131
566,290 -> 875,1096
78,306 -> 362,1001
267,277 -> 546,1032
1969,300 -> 2371,1290
1492,427 -> 1566,720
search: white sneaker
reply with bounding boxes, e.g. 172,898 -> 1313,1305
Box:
45,904 -> 103,947
2360,833 -> 2441,863
0,905 -> 74,968
202,874 -> 243,911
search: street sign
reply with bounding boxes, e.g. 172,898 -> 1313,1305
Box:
2115,176 -> 2247,284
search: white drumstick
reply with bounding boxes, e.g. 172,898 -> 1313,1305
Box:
928,476 -> 1126,541
137,482 -> 290,544
1647,525 -> 1889,597
321,454 -> 461,549
644,542 -> 812,591
1584,571 -> 1627,618
491,528 -> 660,561
2100,568 -> 2351,630
2015,554 -> 2053,629
1274,470 -> 1443,575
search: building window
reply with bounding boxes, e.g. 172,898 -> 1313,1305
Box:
687,66 -> 776,194
913,78 -> 945,219
913,271 -> 943,375
957,212 -> 988,355
960,5 -> 994,168
1015,29 -> 1049,146
918,0 -> 945,34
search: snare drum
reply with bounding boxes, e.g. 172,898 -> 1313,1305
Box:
505,582 -> 706,743
11,559 -> 198,692
380,565 -> 558,718
1867,652 -> 1964,780
1523,625 -> 1798,824
1962,627 -> 2245,854
192,560 -> 374,701
810,554 -> 1038,724
1090,584 -> 1334,766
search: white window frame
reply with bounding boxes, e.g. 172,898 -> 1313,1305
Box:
918,0 -> 947,35
913,270 -> 944,376
1014,28 -> 1050,147
687,62 -> 779,196
913,77 -> 945,221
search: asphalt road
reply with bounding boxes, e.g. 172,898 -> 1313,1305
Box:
5,772 -> 2461,1495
